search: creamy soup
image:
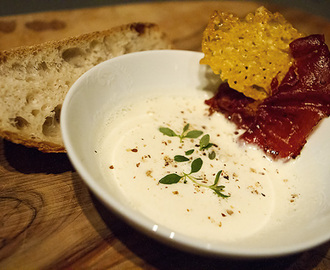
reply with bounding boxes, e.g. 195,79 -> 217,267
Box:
96,92 -> 320,243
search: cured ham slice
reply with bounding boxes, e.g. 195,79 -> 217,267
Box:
205,35 -> 330,159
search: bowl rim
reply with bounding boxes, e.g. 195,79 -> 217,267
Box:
61,49 -> 330,258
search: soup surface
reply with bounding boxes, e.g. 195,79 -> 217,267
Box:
96,92 -> 322,243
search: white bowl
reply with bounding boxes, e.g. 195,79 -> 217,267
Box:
61,50 -> 330,258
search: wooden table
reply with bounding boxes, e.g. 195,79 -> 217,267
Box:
1,1 -> 329,269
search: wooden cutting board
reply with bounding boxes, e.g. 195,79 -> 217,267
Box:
0,1 -> 329,269
0,1 -> 329,52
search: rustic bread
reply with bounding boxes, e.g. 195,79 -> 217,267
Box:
0,22 -> 172,153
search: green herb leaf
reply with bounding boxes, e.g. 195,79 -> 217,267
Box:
159,127 -> 177,137
190,158 -> 203,174
183,123 -> 190,133
212,170 -> 222,187
208,150 -> 216,160
185,130 -> 203,139
205,143 -> 215,150
174,155 -> 190,162
159,173 -> 182,184
185,149 -> 194,155
212,185 -> 231,198
199,134 -> 210,149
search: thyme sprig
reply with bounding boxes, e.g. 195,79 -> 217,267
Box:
160,123 -> 217,160
159,123 -> 203,143
158,123 -> 230,198
159,158 -> 230,198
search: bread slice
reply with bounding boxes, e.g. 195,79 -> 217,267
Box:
0,22 -> 172,153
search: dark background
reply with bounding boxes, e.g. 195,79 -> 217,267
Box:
1,0 -> 329,19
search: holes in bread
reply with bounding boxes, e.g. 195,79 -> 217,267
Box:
41,104 -> 51,111
26,93 -> 38,105
90,40 -> 101,50
31,110 -> 39,116
42,104 -> 61,137
42,116 -> 58,137
62,47 -> 86,67
37,61 -> 48,71
10,116 -> 30,130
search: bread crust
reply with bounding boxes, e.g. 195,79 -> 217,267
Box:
0,22 -> 172,152
0,129 -> 66,153
0,23 -> 168,62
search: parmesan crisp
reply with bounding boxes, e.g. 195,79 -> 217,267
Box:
200,6 -> 303,100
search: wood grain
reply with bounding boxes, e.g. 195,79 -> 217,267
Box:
0,1 -> 329,51
0,1 -> 329,269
